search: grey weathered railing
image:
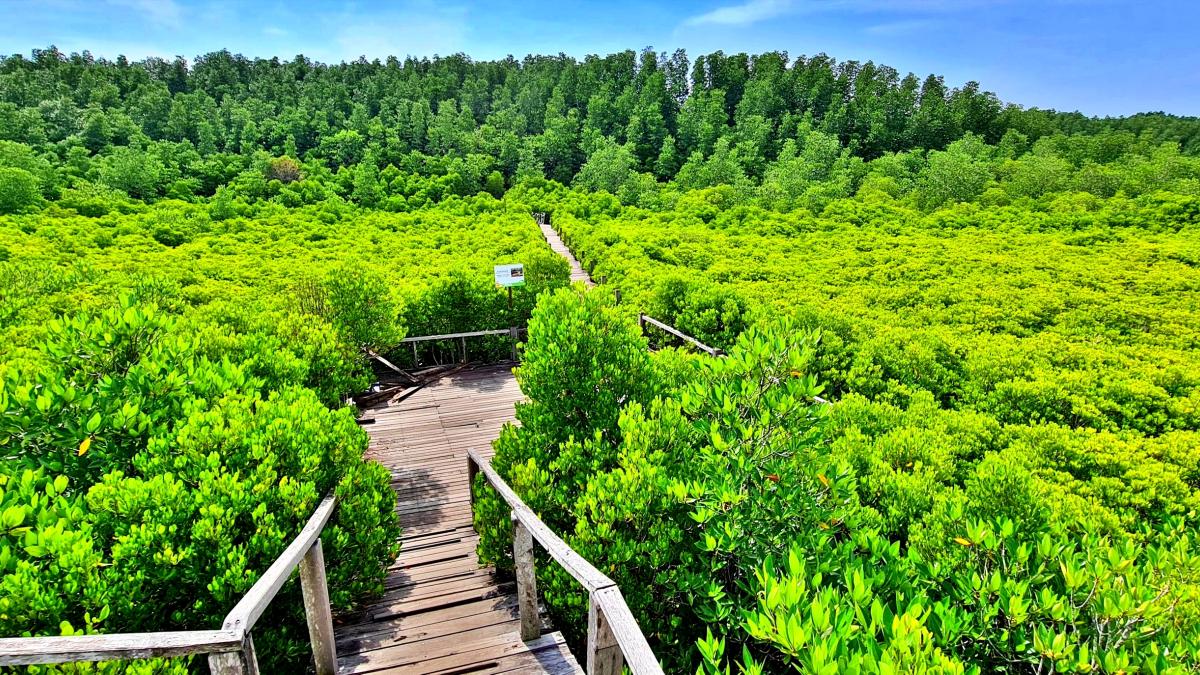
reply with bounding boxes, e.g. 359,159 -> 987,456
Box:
401,326 -> 526,363
638,315 -> 831,406
0,495 -> 340,675
638,314 -> 723,357
467,448 -> 664,675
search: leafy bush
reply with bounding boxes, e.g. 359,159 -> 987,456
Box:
648,275 -> 751,350
308,266 -> 405,354
0,166 -> 41,214
477,289 -> 838,670
0,186 -> 570,670
0,299 -> 402,671
476,290 -> 1200,673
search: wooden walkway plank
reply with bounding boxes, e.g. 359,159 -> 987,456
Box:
336,365 -> 583,675
539,222 -> 594,287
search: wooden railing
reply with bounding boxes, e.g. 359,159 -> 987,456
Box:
0,495 -> 341,675
467,448 -> 664,675
637,315 -> 832,406
638,314 -> 723,357
401,326 -> 525,363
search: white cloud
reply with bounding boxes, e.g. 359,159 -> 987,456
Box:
864,18 -> 940,35
314,3 -> 471,62
107,0 -> 183,29
263,26 -> 289,37
682,0 -> 1011,28
684,0 -> 793,26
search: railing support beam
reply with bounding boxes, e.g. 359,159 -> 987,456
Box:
300,538 -> 338,675
208,633 -> 259,675
587,594 -> 623,675
512,513 -> 541,641
467,447 -> 664,675
468,454 -> 479,504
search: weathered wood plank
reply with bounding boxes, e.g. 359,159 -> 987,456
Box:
593,587 -> 664,675
512,514 -> 541,641
299,539 -> 337,675
538,220 -> 594,287
400,328 -> 513,342
468,448 -> 615,594
640,314 -> 723,357
587,593 -> 623,675
0,631 -> 241,666
336,364 -> 583,675
208,632 -> 259,675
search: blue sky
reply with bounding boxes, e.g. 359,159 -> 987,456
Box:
1,0 -> 1195,117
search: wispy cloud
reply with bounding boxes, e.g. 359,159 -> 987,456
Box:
681,0 -> 1010,28
107,0 -> 183,29
315,2 -> 471,62
684,0 -> 793,26
864,18 -> 940,35
263,26 -> 289,38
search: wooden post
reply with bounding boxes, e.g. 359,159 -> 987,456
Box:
586,595 -> 623,675
460,336 -> 467,363
467,454 -> 478,505
511,513 -> 540,642
299,539 -> 337,675
208,633 -> 259,675
411,342 -> 418,366
509,326 -> 518,362
613,288 -> 622,305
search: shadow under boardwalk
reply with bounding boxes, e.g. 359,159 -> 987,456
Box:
335,364 -> 583,675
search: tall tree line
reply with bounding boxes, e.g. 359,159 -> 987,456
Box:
1,45 -> 1197,194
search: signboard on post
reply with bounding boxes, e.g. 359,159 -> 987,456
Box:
494,263 -> 525,287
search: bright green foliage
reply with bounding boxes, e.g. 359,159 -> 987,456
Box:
0,166 -> 41,214
725,519 -> 1200,674
534,173 -> 1200,670
0,190 -> 567,669
648,276 -> 751,348
308,266 -> 405,353
476,287 -> 658,538
552,189 -> 1200,438
474,287 -> 661,642
478,295 -> 842,670
477,287 -> 1200,673
3,41 -> 1200,675
0,298 -> 403,671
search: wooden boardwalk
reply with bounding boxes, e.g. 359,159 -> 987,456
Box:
538,222 -> 594,287
335,365 -> 584,674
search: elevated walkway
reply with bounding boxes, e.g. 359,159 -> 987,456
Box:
335,365 -> 583,674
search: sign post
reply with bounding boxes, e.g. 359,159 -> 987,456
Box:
495,264 -> 525,362
493,263 -> 525,288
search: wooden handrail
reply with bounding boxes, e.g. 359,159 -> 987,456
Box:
0,494 -> 341,675
638,314 -> 723,357
399,327 -> 526,342
402,327 -> 525,365
637,315 -> 832,406
467,448 -> 664,675
472,454 -> 614,593
220,495 -> 338,633
0,630 -> 243,666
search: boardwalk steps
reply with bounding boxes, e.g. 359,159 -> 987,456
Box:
537,219 -> 594,287
334,365 -> 584,675
0,217 -> 642,673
